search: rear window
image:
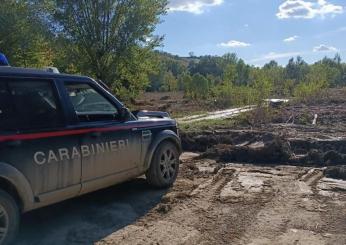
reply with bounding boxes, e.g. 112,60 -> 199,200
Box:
0,79 -> 64,132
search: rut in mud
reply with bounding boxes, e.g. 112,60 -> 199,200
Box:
98,154 -> 346,245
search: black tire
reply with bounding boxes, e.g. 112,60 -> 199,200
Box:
0,190 -> 20,245
146,141 -> 180,188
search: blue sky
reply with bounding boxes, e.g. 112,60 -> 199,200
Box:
155,0 -> 346,66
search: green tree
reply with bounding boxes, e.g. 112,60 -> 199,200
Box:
263,60 -> 279,69
177,74 -> 185,91
235,59 -> 250,86
250,68 -> 273,104
182,73 -> 193,97
54,0 -> 167,99
293,63 -> 330,101
262,61 -> 285,95
316,54 -> 343,87
189,56 -> 224,77
223,63 -> 237,85
285,56 -> 310,83
161,71 -> 177,91
0,0 -> 54,67
222,53 -> 238,65
191,73 -> 209,99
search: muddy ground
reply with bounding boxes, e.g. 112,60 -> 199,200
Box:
15,89 -> 346,245
15,154 -> 346,245
97,155 -> 346,245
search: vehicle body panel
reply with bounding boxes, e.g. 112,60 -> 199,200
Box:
0,162 -> 34,212
0,67 -> 181,212
0,134 -> 82,199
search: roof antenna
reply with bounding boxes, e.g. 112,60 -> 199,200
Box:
0,53 -> 10,66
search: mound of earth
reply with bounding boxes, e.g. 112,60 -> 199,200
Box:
324,166 -> 346,180
182,129 -> 346,166
201,136 -> 291,163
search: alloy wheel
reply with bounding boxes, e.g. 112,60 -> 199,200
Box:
0,204 -> 9,244
159,148 -> 178,181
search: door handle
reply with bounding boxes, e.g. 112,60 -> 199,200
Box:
142,130 -> 152,141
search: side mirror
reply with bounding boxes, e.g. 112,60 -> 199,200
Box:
119,107 -> 131,121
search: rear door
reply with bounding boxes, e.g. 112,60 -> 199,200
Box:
62,81 -> 142,193
0,77 -> 82,204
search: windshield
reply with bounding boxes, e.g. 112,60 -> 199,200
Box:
66,83 -> 118,115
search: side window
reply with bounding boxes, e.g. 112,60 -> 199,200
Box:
0,81 -> 16,131
8,80 -> 63,130
65,83 -> 118,122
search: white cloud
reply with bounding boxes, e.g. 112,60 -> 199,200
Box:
168,0 -> 224,14
313,44 -> 338,52
219,40 -> 251,48
251,51 -> 301,62
284,35 -> 299,42
277,0 -> 343,19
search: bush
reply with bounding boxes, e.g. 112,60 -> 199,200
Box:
212,69 -> 273,108
293,80 -> 327,103
212,84 -> 258,107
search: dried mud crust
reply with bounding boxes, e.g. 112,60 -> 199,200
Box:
97,155 -> 346,245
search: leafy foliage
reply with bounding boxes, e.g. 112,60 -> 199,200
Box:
0,0 -> 54,67
0,1 -> 345,104
53,0 -> 167,100
150,52 -> 346,107
0,0 -> 167,101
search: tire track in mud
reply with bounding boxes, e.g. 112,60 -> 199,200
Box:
189,168 -> 243,244
98,163 -> 280,244
97,157 -> 346,245
236,167 -> 332,245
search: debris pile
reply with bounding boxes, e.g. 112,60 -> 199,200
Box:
182,130 -> 346,167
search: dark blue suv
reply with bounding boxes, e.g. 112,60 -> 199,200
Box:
0,66 -> 181,244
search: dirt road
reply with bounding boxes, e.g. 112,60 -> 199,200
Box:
15,153 -> 346,245
14,179 -> 167,245
15,90 -> 346,244
97,154 -> 346,245
177,106 -> 255,123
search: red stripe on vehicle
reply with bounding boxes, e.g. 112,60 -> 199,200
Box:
0,122 -> 166,142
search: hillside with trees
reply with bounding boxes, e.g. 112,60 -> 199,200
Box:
149,52 -> 346,106
0,0 -> 345,106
